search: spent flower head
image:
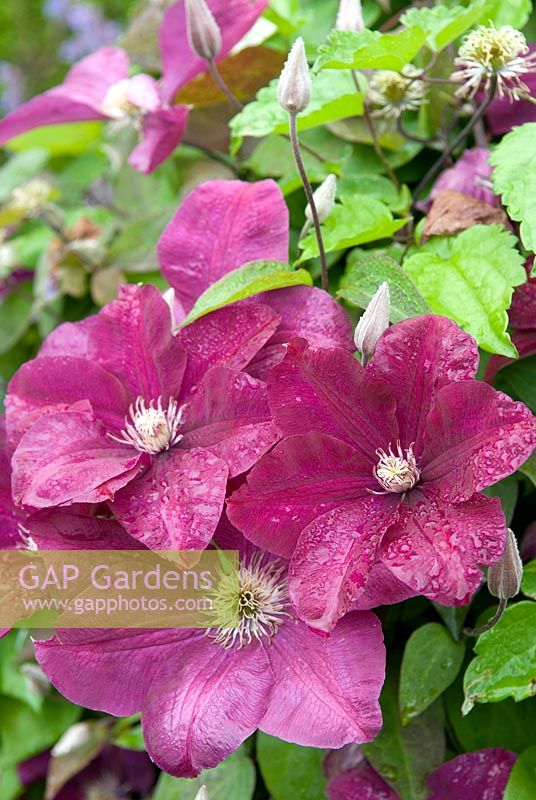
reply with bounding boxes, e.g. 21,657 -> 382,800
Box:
278,36 -> 312,114
453,24 -> 536,99
368,66 -> 427,118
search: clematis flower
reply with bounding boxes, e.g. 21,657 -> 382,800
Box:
0,415 -> 25,551
6,283 -> 280,550
35,523 -> 386,778
158,178 -> 354,377
429,148 -> 496,208
0,48 -> 190,174
484,45 -> 536,134
326,748 -> 516,800
228,315 -> 536,631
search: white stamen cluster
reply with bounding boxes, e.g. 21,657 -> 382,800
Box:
368,67 -> 427,118
373,442 -> 420,494
110,396 -> 185,455
453,25 -> 536,100
101,79 -> 144,119
208,552 -> 290,649
9,178 -> 53,216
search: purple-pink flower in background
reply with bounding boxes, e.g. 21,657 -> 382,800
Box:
158,178 -> 354,377
228,315 -> 536,631
0,48 -> 189,174
326,747 -> 516,800
6,283 -> 280,550
485,43 -> 536,135
35,523 -> 386,778
428,148 -> 496,207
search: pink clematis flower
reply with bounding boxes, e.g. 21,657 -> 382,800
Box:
326,748 -> 516,800
228,315 -> 536,631
0,48 -> 189,174
428,148 -> 496,207
35,522 -> 386,778
158,178 -> 355,377
484,44 -> 536,135
6,283 -> 280,550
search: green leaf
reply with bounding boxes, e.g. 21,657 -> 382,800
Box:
362,672 -> 445,800
182,260 -> 313,325
399,623 -> 465,725
0,633 -> 43,712
432,603 -> 470,642
314,27 -> 427,72
504,745 -> 536,800
230,71 -> 364,146
338,174 -> 411,214
462,601 -> 536,714
495,356 -> 536,413
6,122 -> 104,157
522,561 -> 536,600
490,123 -> 536,253
0,149 -> 49,203
445,678 -> 536,753
0,288 -> 34,356
339,252 -> 430,322
0,765 -> 21,800
484,474 -> 519,525
299,196 -> 407,261
257,733 -> 326,800
114,723 -> 145,751
403,225 -> 526,357
152,747 -> 255,800
0,694 -> 81,768
519,452 -> 536,486
401,2 -> 486,51
482,0 -> 532,28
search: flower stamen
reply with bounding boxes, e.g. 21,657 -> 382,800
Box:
109,396 -> 185,455
372,441 -> 420,494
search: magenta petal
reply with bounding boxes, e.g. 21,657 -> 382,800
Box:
0,427 -> 24,549
158,179 -> 289,312
142,638 -> 271,777
180,367 -> 277,476
27,509 -> 144,550
36,628 -> 200,715
328,764 -> 398,800
510,274 -> 536,330
381,491 -> 506,605
269,340 -> 397,458
0,47 -> 128,144
428,748 -> 516,800
371,316 -> 479,452
179,303 -> 280,395
247,286 -> 354,380
430,148 -> 495,207
11,409 -> 142,508
88,284 -> 187,402
228,433 -> 377,558
160,0 -> 269,101
289,496 -> 399,631
38,317 -> 97,358
351,562 -> 416,611
485,49 -> 536,135
112,447 -> 227,550
261,611 -> 384,746
422,381 -> 536,503
6,356 -> 128,448
128,106 -> 190,173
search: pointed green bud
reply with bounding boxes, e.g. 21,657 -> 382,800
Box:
336,0 -> 365,32
278,37 -> 312,114
354,282 -> 390,363
185,0 -> 222,61
488,528 -> 523,600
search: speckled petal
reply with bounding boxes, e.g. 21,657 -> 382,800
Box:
180,367 -> 277,476
289,496 -> 399,631
327,763 -> 398,800
422,381 -> 536,503
227,432 -> 376,558
112,447 -> 227,550
427,748 -> 516,800
380,491 -> 506,605
370,315 -> 479,453
27,509 -> 143,550
261,612 -> 385,746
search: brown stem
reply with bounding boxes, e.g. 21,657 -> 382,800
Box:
410,75 -> 498,214
396,115 -> 436,145
207,58 -> 244,111
463,598 -> 507,638
289,112 -> 329,291
351,70 -> 400,190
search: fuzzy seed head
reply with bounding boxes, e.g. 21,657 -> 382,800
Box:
185,0 -> 222,61
368,66 -> 427,118
278,37 -> 312,114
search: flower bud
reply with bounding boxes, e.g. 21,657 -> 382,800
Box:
336,0 -> 365,32
278,37 -> 312,114
194,788 -> 209,800
185,0 -> 222,61
301,174 -> 337,237
354,282 -> 390,364
488,528 -> 523,599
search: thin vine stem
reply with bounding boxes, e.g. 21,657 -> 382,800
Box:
463,598 -> 507,638
288,112 -> 329,291
207,58 -> 244,111
351,70 -> 400,190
